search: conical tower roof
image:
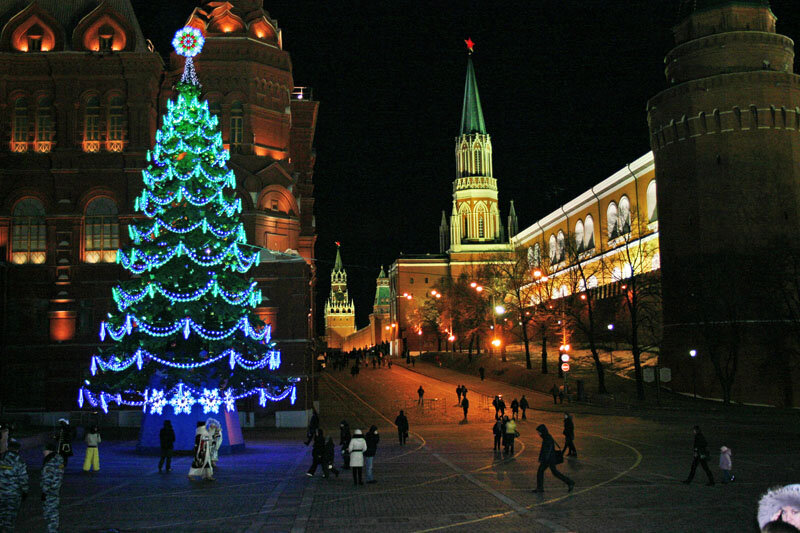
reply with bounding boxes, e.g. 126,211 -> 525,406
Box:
334,244 -> 343,271
677,0 -> 770,21
460,56 -> 486,135
378,265 -> 387,278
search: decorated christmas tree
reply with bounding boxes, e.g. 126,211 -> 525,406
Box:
78,28 -> 295,444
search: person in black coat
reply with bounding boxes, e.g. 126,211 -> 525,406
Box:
682,425 -> 715,486
339,421 -> 352,469
563,413 -> 577,457
306,429 -> 326,476
510,399 -> 519,420
492,418 -> 504,452
497,396 -> 506,417
461,397 -> 470,421
479,367 -> 485,381
395,411 -> 409,445
158,420 -> 175,472
305,409 -> 320,446
364,425 -> 380,483
323,437 -> 339,478
55,419 -> 74,467
456,385 -> 463,405
520,395 -> 529,420
533,424 -> 574,493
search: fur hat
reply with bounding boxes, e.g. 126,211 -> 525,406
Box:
353,429 -> 363,436
758,484 -> 800,528
58,418 -> 69,425
720,446 -> 729,453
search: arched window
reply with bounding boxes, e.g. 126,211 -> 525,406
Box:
84,96 -> 101,152
209,101 -> 221,124
607,202 -> 619,239
528,244 -> 541,269
618,196 -> 631,235
230,101 -> 243,145
85,198 -> 119,263
574,220 -> 584,252
35,96 -> 54,152
557,230 -> 566,262
611,266 -> 622,282
548,234 -> 557,262
107,97 -> 124,152
474,148 -> 482,174
11,198 -> 46,264
478,215 -> 485,238
646,180 -> 657,222
587,275 -> 598,289
584,215 -> 595,250
12,98 -> 29,152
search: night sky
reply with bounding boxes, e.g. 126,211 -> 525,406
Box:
131,0 -> 800,329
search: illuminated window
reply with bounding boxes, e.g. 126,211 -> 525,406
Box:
607,202 -> 619,239
574,220 -> 584,252
557,231 -> 566,262
98,25 -> 114,52
474,149 -> 482,174
107,97 -> 124,152
462,214 -> 468,239
584,215 -> 595,249
646,180 -> 657,222
35,96 -> 54,152
12,98 -> 29,152
478,215 -> 485,238
85,198 -> 119,263
11,198 -> 46,264
230,101 -> 243,145
84,97 -> 100,152
549,234 -> 557,262
618,196 -> 631,235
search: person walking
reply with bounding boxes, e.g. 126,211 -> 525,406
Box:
456,385 -> 462,405
492,418 -> 504,451
719,446 -> 734,483
55,418 -> 74,467
558,385 -> 565,404
82,425 -> 101,472
323,437 -> 339,478
479,366 -> 485,381
532,424 -> 574,493
492,396 -> 501,419
364,425 -> 380,484
462,386 -> 468,401
417,386 -> 425,406
188,421 -> 214,481
682,425 -> 715,486
551,384 -> 558,405
305,408 -> 320,446
41,442 -> 64,533
158,420 -> 175,473
340,421 -> 352,469
347,429 -> 367,486
520,395 -> 529,420
497,395 -> 506,418
510,398 -> 519,420
504,417 -> 518,454
207,418 -> 223,468
461,396 -> 470,421
0,438 -> 28,532
306,429 -> 326,477
395,411 -> 409,445
563,414 -> 577,457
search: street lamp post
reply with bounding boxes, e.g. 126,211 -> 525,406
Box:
607,323 -> 615,365
689,349 -> 697,400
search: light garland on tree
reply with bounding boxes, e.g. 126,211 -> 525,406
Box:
78,381 -> 298,414
80,26 -> 297,418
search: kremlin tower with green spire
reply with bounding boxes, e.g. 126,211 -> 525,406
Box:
324,243 -> 356,348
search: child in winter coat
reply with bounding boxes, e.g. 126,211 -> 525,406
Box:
719,446 -> 734,483
83,426 -> 101,472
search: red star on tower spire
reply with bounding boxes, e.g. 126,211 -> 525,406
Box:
464,37 -> 475,54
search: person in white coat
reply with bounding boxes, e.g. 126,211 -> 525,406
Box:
206,418 -> 223,467
188,421 -> 214,481
347,429 -> 367,486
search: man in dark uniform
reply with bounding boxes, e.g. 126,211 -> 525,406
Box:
682,425 -> 715,486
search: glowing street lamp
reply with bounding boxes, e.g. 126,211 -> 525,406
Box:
494,305 -> 505,315
491,338 -> 501,347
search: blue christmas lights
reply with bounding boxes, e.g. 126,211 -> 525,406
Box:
90,343 -> 274,375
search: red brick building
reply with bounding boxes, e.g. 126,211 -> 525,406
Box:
0,0 -> 318,410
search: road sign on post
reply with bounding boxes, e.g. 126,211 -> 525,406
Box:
561,362 -> 570,372
643,367 -> 655,383
659,368 -> 672,382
